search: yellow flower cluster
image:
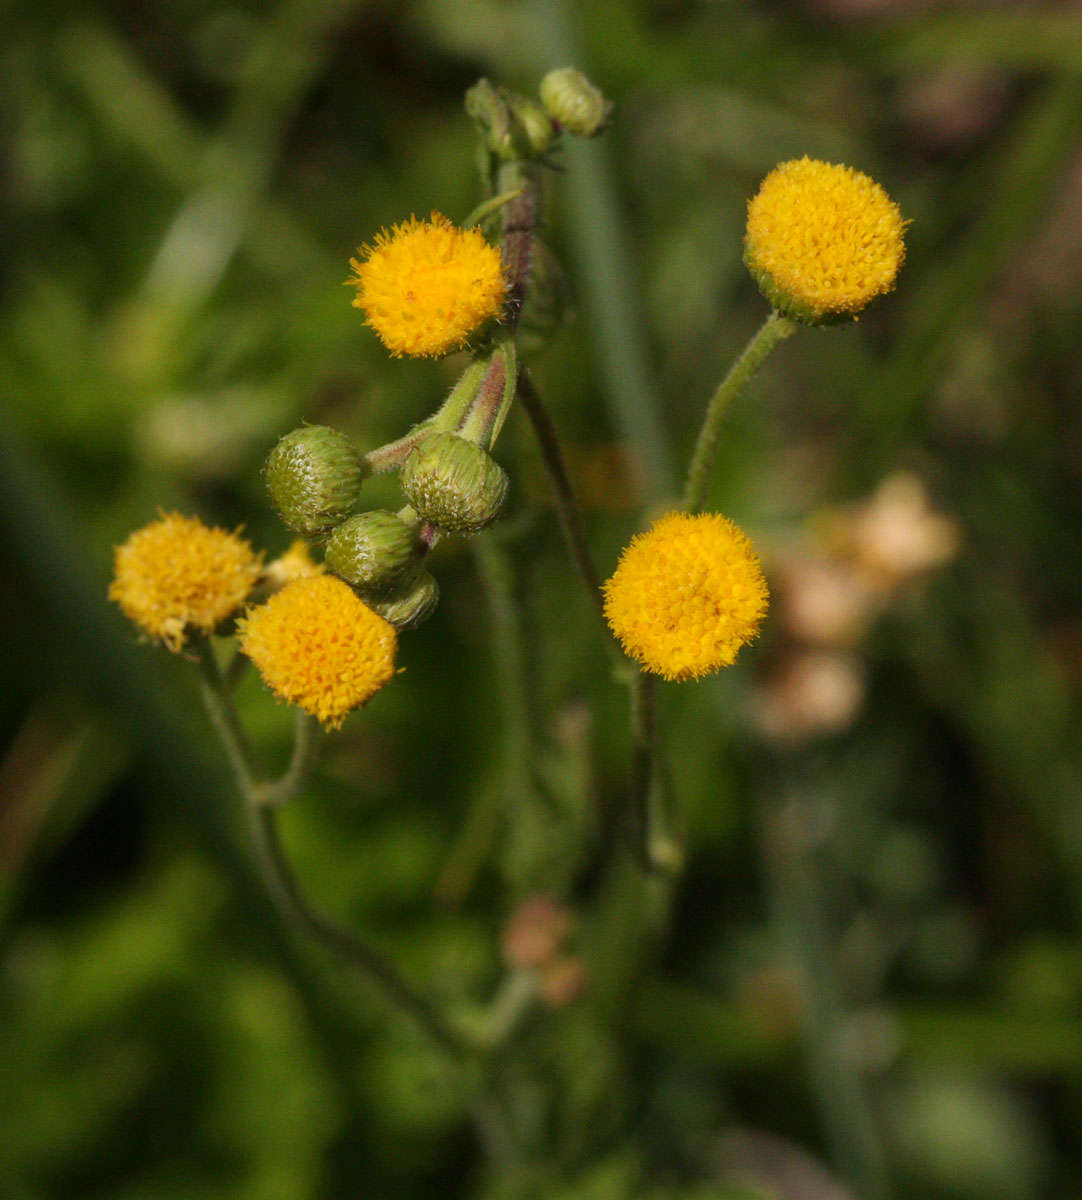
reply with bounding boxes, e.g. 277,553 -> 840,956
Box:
238,574 -> 397,728
745,157 -> 905,322
347,213 -> 507,358
110,513 -> 261,651
603,512 -> 768,681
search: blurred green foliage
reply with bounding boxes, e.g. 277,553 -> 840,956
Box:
3,1 -> 1082,1197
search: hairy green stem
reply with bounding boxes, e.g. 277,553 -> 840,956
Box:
255,708 -> 318,809
496,159 -> 541,330
364,424 -> 434,475
196,638 -> 260,795
194,640 -> 473,1057
516,371 -> 605,621
246,801 -> 471,1058
626,671 -> 679,875
463,186 -> 524,230
683,311 -> 796,514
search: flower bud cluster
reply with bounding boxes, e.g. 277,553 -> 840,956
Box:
259,411 -> 511,636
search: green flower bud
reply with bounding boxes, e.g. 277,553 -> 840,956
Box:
361,565 -> 440,630
401,431 -> 508,534
325,510 -> 417,592
507,93 -> 556,158
265,426 -> 364,539
466,79 -> 555,161
539,68 -> 612,138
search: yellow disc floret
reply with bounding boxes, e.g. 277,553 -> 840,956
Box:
603,512 -> 769,681
347,212 -> 507,358
745,157 -> 906,323
110,512 -> 261,652
238,574 -> 397,728
262,539 -> 324,592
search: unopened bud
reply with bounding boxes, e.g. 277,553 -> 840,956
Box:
361,565 -> 440,630
507,93 -> 557,158
325,510 -> 417,592
265,426 -> 364,539
466,78 -> 555,161
401,431 -> 508,534
539,67 -> 612,138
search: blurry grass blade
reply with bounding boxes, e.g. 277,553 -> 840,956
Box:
528,0 -> 676,503
0,696 -> 129,907
60,22 -> 202,186
880,12 -> 1082,73
858,78 -> 1082,451
137,0 -> 363,337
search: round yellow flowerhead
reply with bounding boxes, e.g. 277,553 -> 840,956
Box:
347,212 -> 507,358
745,157 -> 906,323
603,512 -> 769,681
238,574 -> 397,728
110,512 -> 261,652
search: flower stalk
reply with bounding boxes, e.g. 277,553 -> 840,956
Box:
682,311 -> 796,515
515,371 -> 605,621
194,636 -> 475,1058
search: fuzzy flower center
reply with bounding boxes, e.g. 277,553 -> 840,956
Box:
238,574 -> 397,728
745,157 -> 905,320
109,512 -> 261,651
603,512 -> 769,681
347,212 -> 507,358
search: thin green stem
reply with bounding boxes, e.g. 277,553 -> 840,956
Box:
193,639 -> 473,1058
495,159 -> 540,331
628,671 -> 655,870
364,424 -> 434,474
196,638 -> 259,795
246,801 -> 471,1059
683,311 -> 796,514
463,970 -> 538,1051
463,187 -> 524,230
626,671 -> 678,875
618,314 -> 794,874
255,708 -> 318,809
515,371 -> 605,622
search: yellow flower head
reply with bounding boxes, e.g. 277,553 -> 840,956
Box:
238,574 -> 397,728
347,212 -> 507,358
745,157 -> 906,323
603,512 -> 769,681
110,512 -> 261,652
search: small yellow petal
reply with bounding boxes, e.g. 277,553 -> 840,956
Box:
263,539 -> 324,591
